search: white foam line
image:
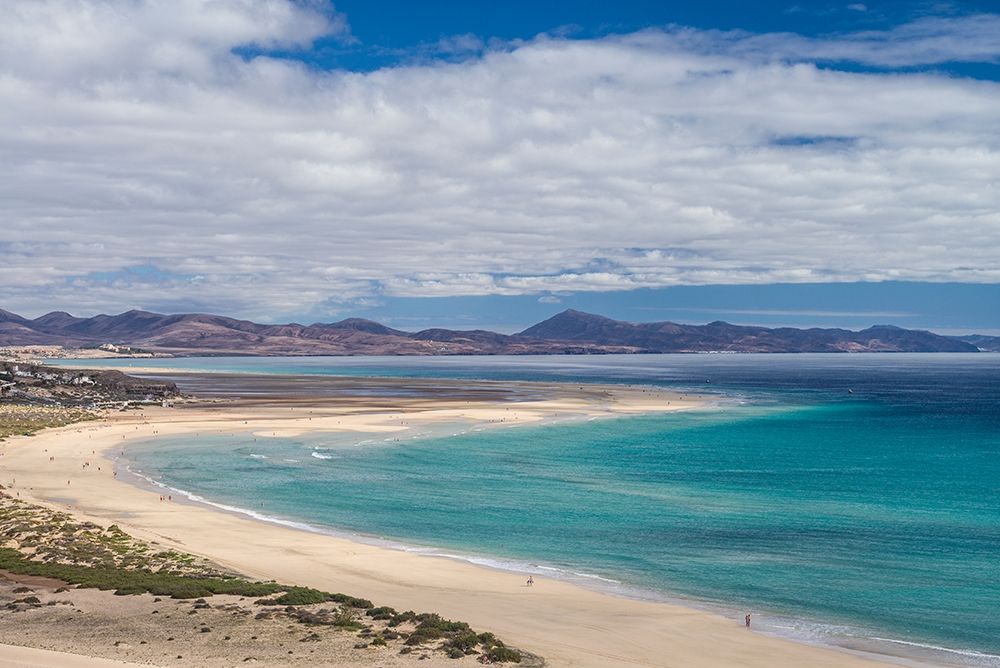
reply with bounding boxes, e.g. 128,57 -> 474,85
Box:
122,461 -> 628,592
124,464 -> 325,535
571,571 -> 621,584
870,637 -> 1000,661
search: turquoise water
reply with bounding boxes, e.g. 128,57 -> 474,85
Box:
111,355 -> 1000,665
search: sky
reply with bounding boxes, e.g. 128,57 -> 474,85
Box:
2,0 -> 999,333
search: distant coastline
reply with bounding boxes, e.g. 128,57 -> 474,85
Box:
2,307 -> 994,356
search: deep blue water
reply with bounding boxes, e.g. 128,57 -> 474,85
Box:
89,354 -> 1000,665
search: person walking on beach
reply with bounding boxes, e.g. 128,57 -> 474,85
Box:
526,576 -> 534,587
745,613 -> 751,628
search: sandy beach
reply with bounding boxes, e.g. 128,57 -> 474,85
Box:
0,380 -> 919,668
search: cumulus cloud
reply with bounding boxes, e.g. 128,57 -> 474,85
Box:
1,1 -> 999,319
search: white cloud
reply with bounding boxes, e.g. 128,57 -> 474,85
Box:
674,14 -> 1000,67
1,0 -> 347,83
1,1 -> 1000,318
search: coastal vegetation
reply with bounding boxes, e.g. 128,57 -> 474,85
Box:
0,490 -> 530,663
0,404 -> 94,441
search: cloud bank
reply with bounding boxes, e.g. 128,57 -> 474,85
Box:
2,1 -> 999,319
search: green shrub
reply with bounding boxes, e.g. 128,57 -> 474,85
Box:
388,610 -> 417,627
404,627 -> 443,645
366,605 -> 396,620
488,646 -> 522,663
275,587 -> 326,606
415,613 -> 471,634
0,547 -> 283,600
448,631 -> 480,652
329,593 -> 373,609
333,610 -> 362,630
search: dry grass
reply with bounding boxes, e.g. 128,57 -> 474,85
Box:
0,404 -> 95,441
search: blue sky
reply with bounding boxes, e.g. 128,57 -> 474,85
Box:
2,1 -> 999,333
315,0 -> 1000,77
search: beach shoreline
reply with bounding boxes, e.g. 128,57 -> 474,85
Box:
0,379 -> 944,668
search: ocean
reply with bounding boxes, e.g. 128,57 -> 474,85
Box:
58,354 -> 1000,666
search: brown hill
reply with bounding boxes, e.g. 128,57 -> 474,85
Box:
519,310 -> 976,353
0,308 -> 980,355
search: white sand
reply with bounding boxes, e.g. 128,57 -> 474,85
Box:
0,645 -> 143,668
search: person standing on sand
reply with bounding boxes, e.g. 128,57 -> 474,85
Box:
745,613 -> 751,628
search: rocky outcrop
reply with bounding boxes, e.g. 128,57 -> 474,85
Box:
0,362 -> 179,406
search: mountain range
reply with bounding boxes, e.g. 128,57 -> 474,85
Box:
0,307 -> 992,355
